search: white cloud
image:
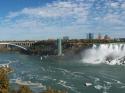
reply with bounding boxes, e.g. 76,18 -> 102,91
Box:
121,2 -> 125,9
4,0 -> 90,31
0,0 -> 91,40
1,0 -> 125,40
110,2 -> 120,8
7,1 -> 88,20
103,14 -> 123,24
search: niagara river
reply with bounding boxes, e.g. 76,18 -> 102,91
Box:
1,44 -> 125,93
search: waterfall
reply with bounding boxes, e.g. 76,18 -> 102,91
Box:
82,43 -> 125,65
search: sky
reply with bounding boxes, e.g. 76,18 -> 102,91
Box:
0,0 -> 125,40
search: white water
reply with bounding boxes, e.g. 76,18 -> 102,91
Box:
10,78 -> 46,88
82,43 -> 125,65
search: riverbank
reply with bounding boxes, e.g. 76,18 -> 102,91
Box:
0,39 -> 124,56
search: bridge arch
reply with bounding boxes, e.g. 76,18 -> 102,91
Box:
0,43 -> 27,51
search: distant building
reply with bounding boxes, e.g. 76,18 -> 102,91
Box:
97,33 -> 102,40
104,34 -> 111,40
119,38 -> 125,42
63,36 -> 69,40
114,38 -> 120,41
86,33 -> 94,40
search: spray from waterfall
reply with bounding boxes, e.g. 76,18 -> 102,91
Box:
82,44 -> 125,65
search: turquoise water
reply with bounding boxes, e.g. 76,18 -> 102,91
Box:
0,52 -> 125,93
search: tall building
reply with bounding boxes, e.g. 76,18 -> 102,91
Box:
97,33 -> 102,40
104,34 -> 110,40
57,38 -> 62,56
86,33 -> 94,40
63,36 -> 69,40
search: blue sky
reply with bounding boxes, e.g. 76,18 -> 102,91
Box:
0,0 -> 125,40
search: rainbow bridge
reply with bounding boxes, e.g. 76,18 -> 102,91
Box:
0,41 -> 36,51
